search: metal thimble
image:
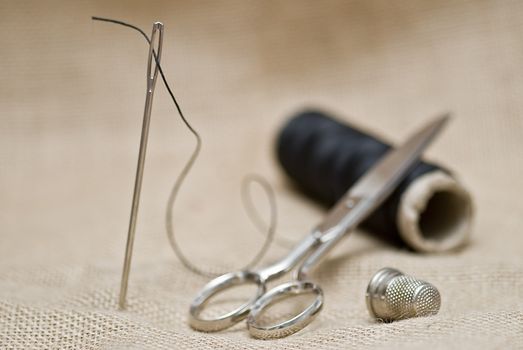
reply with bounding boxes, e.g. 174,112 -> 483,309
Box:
366,267 -> 441,321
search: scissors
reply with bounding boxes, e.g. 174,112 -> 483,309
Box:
188,115 -> 449,339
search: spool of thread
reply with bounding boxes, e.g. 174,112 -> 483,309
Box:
276,110 -> 473,253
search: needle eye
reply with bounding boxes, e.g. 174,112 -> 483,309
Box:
147,22 -> 164,87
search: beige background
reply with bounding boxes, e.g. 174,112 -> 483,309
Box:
1,0 -> 522,348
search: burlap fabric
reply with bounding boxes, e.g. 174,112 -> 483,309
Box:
1,1 -> 522,349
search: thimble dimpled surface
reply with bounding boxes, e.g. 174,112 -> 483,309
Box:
386,275 -> 441,319
366,267 -> 441,321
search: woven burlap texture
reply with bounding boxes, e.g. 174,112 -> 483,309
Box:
1,1 -> 522,349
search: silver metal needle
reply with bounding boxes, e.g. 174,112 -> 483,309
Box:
119,22 -> 164,310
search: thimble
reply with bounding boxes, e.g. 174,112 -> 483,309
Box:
366,267 -> 441,321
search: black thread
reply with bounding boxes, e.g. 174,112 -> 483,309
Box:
92,16 -> 279,276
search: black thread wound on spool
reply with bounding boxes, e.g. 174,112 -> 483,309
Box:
276,110 -> 448,246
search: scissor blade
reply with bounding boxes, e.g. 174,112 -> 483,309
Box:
316,114 -> 449,236
299,115 -> 449,281
350,114 -> 449,202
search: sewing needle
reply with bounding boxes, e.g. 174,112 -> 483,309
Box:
119,22 -> 164,310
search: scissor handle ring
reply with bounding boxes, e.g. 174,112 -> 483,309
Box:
189,271 -> 266,332
246,281 -> 324,339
